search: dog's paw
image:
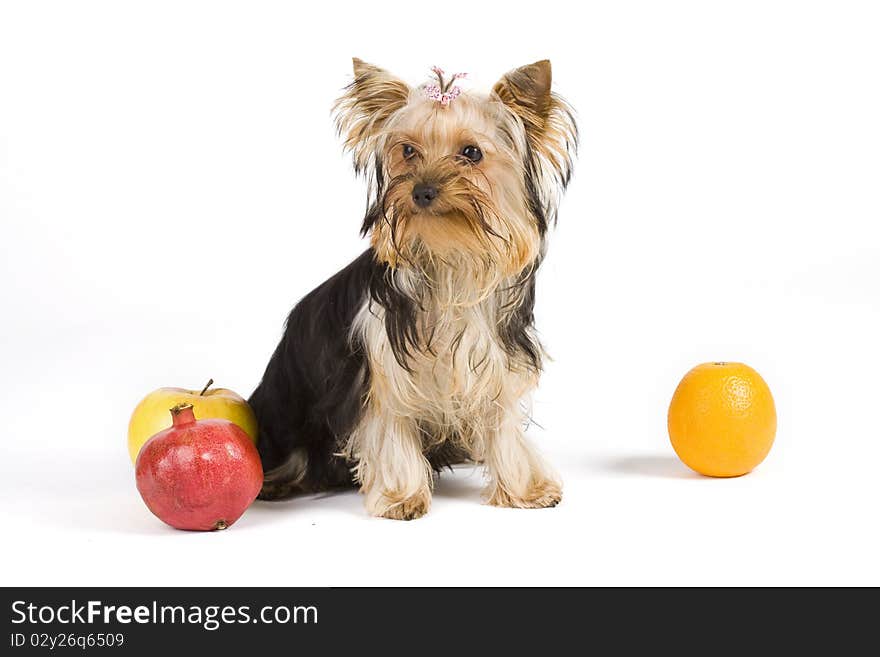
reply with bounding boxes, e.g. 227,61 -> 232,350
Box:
258,481 -> 299,501
366,488 -> 431,521
487,479 -> 562,509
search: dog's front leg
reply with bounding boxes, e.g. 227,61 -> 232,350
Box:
352,409 -> 433,520
483,399 -> 562,509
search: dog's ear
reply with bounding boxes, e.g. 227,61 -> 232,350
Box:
334,58 -> 411,174
493,60 -> 578,223
492,60 -> 554,139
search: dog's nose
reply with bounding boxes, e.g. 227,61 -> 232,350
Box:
412,183 -> 439,208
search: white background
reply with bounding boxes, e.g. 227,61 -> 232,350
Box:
1,0 -> 878,586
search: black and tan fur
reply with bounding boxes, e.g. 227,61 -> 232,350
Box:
249,59 -> 577,519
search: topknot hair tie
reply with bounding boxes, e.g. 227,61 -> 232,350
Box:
424,66 -> 467,107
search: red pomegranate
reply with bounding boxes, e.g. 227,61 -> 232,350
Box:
135,403 -> 263,531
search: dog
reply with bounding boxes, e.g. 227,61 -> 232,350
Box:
249,59 -> 577,519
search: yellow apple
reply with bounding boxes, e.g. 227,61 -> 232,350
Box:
127,380 -> 258,464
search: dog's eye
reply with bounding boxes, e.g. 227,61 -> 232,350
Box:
402,144 -> 416,159
461,145 -> 483,163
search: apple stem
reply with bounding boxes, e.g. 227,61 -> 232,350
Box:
214,520 -> 228,531
200,379 -> 214,396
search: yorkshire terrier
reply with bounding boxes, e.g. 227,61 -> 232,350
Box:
249,59 -> 577,519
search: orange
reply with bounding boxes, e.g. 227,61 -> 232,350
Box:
667,362 -> 776,477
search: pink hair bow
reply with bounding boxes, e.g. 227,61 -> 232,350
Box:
425,66 -> 467,107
